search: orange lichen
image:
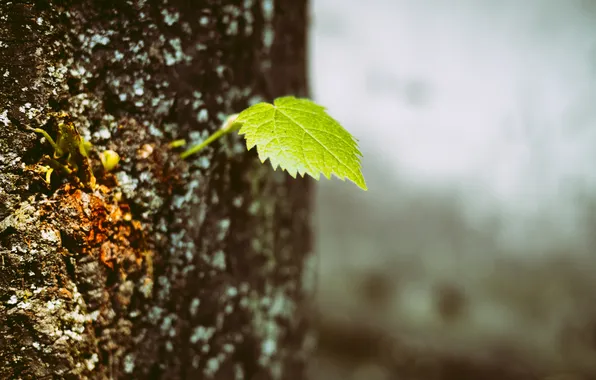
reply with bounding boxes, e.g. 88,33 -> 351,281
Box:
58,288 -> 74,300
44,183 -> 152,274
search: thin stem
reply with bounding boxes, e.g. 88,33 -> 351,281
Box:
28,127 -> 64,157
180,128 -> 230,159
180,113 -> 241,159
169,139 -> 187,148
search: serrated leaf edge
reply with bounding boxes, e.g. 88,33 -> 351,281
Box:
236,97 -> 367,190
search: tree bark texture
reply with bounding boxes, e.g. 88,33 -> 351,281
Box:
0,1 -> 312,379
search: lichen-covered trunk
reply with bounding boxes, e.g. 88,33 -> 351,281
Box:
0,1 -> 312,379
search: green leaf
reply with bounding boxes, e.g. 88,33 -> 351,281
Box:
235,96 -> 367,190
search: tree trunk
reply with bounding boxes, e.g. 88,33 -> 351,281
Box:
0,1 -> 312,379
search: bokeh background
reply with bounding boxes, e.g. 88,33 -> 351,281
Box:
307,1 -> 596,379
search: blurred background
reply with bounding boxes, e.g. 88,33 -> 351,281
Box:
307,1 -> 596,379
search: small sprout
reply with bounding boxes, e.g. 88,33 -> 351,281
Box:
44,167 -> 54,184
100,150 -> 120,172
34,164 -> 54,184
169,139 -> 186,148
27,112 -> 96,189
180,97 -> 367,190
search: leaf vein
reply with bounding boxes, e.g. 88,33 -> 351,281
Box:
277,109 -> 361,181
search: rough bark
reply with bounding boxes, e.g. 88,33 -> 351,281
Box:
0,1 -> 312,379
